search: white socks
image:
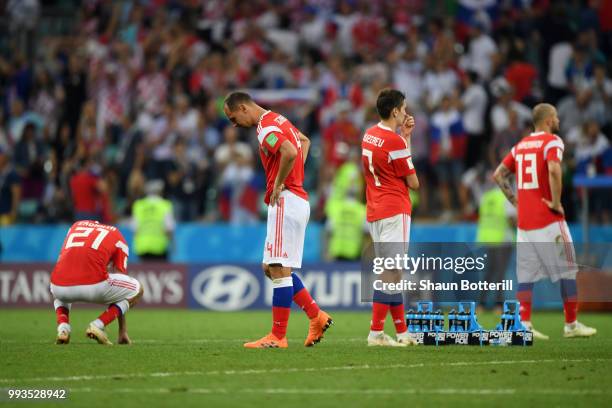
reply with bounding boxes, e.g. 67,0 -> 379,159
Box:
369,330 -> 383,338
396,331 -> 410,340
92,319 -> 105,329
57,323 -> 71,333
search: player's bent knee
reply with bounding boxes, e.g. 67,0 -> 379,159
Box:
262,263 -> 271,279
268,263 -> 291,279
128,283 -> 144,308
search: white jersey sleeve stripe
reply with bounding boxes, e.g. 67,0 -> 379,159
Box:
115,241 -> 129,256
511,146 -> 516,158
388,148 -> 412,161
543,139 -> 564,159
257,126 -> 283,144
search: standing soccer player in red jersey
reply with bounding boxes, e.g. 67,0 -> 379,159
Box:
223,92 -> 332,348
494,103 -> 596,339
362,89 -> 420,347
50,220 -> 144,345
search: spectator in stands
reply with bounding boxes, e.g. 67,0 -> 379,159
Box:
558,88 -> 606,134
166,138 -> 201,221
505,42 -> 539,107
60,54 -> 87,139
423,58 -> 459,111
430,95 -> 467,221
489,78 -> 531,134
587,64 -> 612,129
0,147 -> 21,225
565,44 -> 594,94
13,122 -> 46,217
456,70 -> 488,169
461,21 -> 498,82
567,120 -> 610,166
322,100 -> 360,169
69,156 -> 107,221
489,109 -> 525,168
391,44 -> 424,108
547,40 -> 573,104
8,99 -> 42,144
214,125 -> 255,224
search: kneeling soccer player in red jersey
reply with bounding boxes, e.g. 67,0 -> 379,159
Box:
50,220 -> 143,345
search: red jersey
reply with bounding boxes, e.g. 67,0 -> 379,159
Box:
361,123 -> 416,222
257,110 -> 308,205
50,221 -> 129,286
502,131 -> 565,230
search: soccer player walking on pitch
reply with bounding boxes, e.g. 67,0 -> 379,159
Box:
224,92 -> 332,348
362,89 -> 419,347
50,220 -> 143,345
494,103 -> 596,339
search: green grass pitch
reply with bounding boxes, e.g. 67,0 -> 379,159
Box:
1,309 -> 611,407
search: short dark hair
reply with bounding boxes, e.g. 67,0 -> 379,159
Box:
224,91 -> 253,111
376,89 -> 405,120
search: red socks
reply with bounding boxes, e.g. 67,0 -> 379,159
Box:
370,302 -> 389,331
563,301 -> 577,324
98,305 -> 122,326
293,289 -> 320,319
519,301 -> 532,322
56,306 -> 69,325
272,306 -> 291,339
390,304 -> 407,334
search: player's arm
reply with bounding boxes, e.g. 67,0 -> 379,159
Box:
112,238 -> 130,274
493,163 -> 517,207
543,160 -> 564,214
299,132 -> 310,164
542,139 -> 565,214
406,173 -> 419,190
270,140 -> 298,205
390,134 -> 418,190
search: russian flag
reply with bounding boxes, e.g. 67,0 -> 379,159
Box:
430,111 -> 467,164
455,0 -> 500,41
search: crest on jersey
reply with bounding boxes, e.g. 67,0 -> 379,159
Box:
274,115 -> 287,125
266,133 -> 279,147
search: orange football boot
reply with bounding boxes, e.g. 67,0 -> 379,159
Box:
304,310 -> 333,347
243,333 -> 288,349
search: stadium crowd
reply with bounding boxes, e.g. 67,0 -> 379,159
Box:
0,0 -> 611,226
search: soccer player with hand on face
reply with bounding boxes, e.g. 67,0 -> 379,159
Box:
362,89 -> 420,347
224,92 -> 332,348
494,103 -> 596,339
50,220 -> 143,345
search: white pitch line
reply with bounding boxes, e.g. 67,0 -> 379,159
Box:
65,387 -> 610,396
0,338 -> 369,344
1,358 -> 609,384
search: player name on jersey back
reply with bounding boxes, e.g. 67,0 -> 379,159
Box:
363,133 -> 385,147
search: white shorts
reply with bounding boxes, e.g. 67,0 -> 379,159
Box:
50,273 -> 141,305
263,190 -> 310,269
369,213 -> 411,258
516,220 -> 578,283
